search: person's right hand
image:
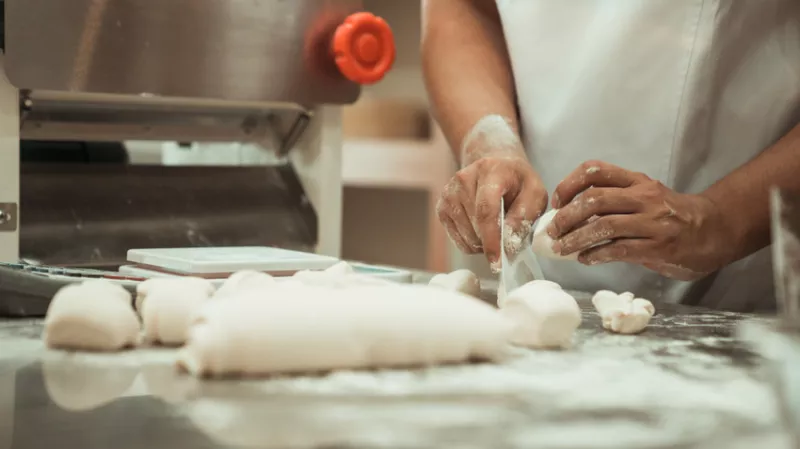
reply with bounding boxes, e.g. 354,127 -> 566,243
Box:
436,154 -> 548,272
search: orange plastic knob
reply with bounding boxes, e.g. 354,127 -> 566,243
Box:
332,12 -> 396,85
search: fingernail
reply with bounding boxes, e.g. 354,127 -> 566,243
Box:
551,241 -> 562,255
551,193 -> 560,209
489,258 -> 502,273
546,223 -> 558,239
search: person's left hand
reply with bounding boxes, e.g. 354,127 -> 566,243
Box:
546,160 -> 736,281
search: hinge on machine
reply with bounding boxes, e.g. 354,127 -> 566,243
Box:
0,202 -> 18,231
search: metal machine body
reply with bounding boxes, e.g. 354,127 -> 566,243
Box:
0,0 -> 394,267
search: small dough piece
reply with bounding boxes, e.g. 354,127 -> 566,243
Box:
43,280 -> 140,352
324,261 -> 356,276
138,277 -> 216,346
532,209 -> 577,261
428,269 -> 481,298
533,209 -> 613,260
592,290 -> 655,334
213,270 -> 276,299
177,283 -> 511,377
499,280 -> 581,349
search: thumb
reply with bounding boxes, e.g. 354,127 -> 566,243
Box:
474,176 -> 520,272
504,180 -> 548,255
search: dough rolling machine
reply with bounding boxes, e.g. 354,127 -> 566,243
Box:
0,0 -> 397,315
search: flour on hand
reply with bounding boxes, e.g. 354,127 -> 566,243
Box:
428,269 -> 481,298
591,290 -> 655,334
43,279 -> 140,352
177,283 -> 511,377
498,280 -> 581,349
137,277 -> 216,346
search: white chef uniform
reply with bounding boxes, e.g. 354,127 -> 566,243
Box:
495,0 -> 800,311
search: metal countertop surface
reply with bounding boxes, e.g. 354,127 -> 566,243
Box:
0,274 -> 792,449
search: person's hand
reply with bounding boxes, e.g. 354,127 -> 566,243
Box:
546,161 -> 735,281
436,154 -> 548,272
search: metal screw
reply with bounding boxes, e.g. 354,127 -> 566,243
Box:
0,210 -> 10,224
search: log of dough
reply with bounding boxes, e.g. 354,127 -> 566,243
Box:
137,277 -> 216,346
292,269 -> 394,289
499,280 -> 581,349
213,270 -> 276,299
591,290 -> 655,334
177,283 -> 511,377
43,280 -> 140,352
428,269 -> 481,298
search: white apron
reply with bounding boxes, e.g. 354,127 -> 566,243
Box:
495,0 -> 800,311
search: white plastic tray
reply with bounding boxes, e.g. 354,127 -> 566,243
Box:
126,246 -> 339,274
119,263 -> 414,286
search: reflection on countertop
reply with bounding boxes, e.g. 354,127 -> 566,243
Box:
0,293 -> 793,449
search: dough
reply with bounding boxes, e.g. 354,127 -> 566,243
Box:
428,269 -> 481,298
591,290 -> 655,334
532,209 -> 578,261
292,269 -> 394,289
137,277 -> 216,346
532,209 -> 613,260
324,261 -> 356,275
497,278 -> 561,308
499,280 -> 582,349
43,280 -> 140,352
213,270 -> 276,299
177,283 -> 511,377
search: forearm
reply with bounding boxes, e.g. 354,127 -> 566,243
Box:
701,121 -> 800,263
421,0 -> 523,166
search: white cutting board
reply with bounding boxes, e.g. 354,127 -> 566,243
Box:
126,247 -> 339,274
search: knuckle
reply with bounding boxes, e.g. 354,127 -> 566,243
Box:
611,242 -> 630,258
454,170 -> 470,185
475,199 -> 495,223
582,189 -> 606,208
581,160 -> 604,171
596,217 -> 621,238
551,211 -> 568,232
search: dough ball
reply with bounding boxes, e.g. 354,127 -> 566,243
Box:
135,276 -> 214,313
498,279 -> 562,308
499,280 -> 581,349
214,270 -> 276,299
324,261 -> 355,276
591,290 -> 655,334
177,283 -> 511,377
139,277 -> 216,346
531,209 -> 577,261
43,280 -> 140,352
428,269 -> 481,298
533,209 -> 613,260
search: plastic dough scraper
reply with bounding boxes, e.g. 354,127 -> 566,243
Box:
499,198 -> 546,299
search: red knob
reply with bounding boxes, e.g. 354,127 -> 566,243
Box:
332,12 -> 396,85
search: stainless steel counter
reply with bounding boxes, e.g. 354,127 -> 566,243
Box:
0,278 -> 792,449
